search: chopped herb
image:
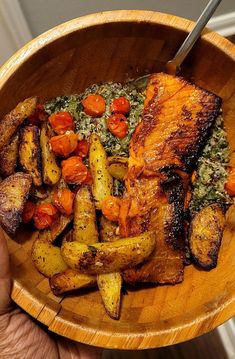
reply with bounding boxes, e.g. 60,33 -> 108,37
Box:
112,178 -> 125,197
88,245 -> 98,254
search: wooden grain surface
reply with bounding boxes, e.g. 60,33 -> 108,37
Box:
0,10 -> 235,350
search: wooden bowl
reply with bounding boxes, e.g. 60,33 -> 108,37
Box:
1,10 -> 235,350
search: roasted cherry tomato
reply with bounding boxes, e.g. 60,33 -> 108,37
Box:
22,201 -> 36,223
61,156 -> 88,185
33,203 -> 58,230
225,168 -> 235,196
48,111 -> 75,134
27,104 -> 47,125
83,169 -> 93,185
73,139 -> 89,158
49,132 -> 78,157
110,97 -> 130,115
52,188 -> 75,216
82,94 -> 106,117
101,195 -> 121,222
107,114 -> 128,139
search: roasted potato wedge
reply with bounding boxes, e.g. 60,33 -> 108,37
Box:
99,215 -> 120,242
89,134 -> 112,209
39,214 -> 73,243
0,97 -> 37,151
32,239 -> 67,278
73,186 -> 98,244
61,231 -> 156,274
0,172 -> 32,234
50,269 -> 96,295
189,204 -> 225,269
98,216 -> 122,318
97,272 -> 122,319
107,156 -> 128,180
40,122 -> 61,185
19,125 -> 42,186
0,132 -> 19,177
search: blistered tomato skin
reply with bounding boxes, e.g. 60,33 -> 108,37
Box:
33,203 -> 58,230
61,156 -> 88,185
73,139 -> 89,158
102,195 -> 121,222
82,94 -> 106,117
49,112 -> 75,134
22,201 -> 36,223
52,188 -> 75,216
107,114 -> 128,139
110,97 -> 130,115
49,133 -> 78,157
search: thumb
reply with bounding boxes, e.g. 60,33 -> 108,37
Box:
0,227 -> 12,315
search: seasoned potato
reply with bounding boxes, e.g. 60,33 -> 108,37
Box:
19,125 -> 42,186
40,122 -> 61,185
89,134 -> 112,209
73,186 -> 98,244
32,239 -> 67,278
50,269 -> 96,295
0,172 -> 32,234
61,231 -> 156,274
39,214 -> 73,243
98,216 -> 122,318
107,156 -> 128,180
0,132 -> 19,177
30,186 -> 48,200
99,215 -> 120,242
0,97 -> 37,151
97,272 -> 122,319
189,204 -> 225,269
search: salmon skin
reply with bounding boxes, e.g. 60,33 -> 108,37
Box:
120,73 -> 221,285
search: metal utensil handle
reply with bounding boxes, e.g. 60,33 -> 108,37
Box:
167,0 -> 222,72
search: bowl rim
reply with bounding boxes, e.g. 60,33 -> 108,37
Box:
2,10 -> 235,350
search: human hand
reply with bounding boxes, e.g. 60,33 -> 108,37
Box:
0,228 -> 101,359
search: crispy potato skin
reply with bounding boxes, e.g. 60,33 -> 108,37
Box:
99,215 -> 120,242
61,231 -> 156,275
0,97 -> 37,151
107,156 -> 128,180
89,134 -> 112,209
97,272 -> 122,319
39,214 -> 73,243
0,172 -> 32,234
50,186 -> 98,295
50,269 -> 96,295
73,186 -> 98,244
19,125 -> 42,186
40,122 -> 61,185
0,132 -> 19,177
189,204 -> 225,269
98,216 -> 122,319
32,239 -> 67,278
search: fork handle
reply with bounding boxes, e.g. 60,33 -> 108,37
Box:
166,0 -> 222,75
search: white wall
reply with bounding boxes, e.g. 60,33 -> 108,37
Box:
19,0 -> 235,37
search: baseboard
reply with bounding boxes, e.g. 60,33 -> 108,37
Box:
208,11 -> 235,37
217,320 -> 235,359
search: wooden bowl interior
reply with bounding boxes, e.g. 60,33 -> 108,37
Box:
1,12 -> 235,349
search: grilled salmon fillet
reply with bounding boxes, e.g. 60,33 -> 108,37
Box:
120,73 -> 221,284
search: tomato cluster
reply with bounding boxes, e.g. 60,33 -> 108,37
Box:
82,94 -> 131,139
23,108 -> 92,230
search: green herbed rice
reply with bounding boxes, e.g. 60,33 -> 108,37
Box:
45,82 -> 144,157
189,115 -> 232,215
